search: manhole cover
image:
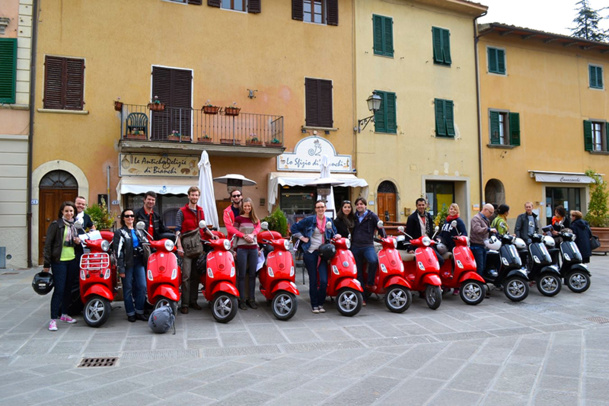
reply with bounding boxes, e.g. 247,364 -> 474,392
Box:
77,357 -> 118,368
585,317 -> 609,324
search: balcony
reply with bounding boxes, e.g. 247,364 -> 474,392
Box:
117,104 -> 285,158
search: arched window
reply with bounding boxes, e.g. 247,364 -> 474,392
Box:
485,179 -> 505,205
378,181 -> 397,194
40,170 -> 78,189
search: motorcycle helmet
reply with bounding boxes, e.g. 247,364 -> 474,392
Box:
148,306 -> 175,334
194,254 -> 207,274
436,242 -> 448,255
514,238 -> 527,250
318,243 -> 336,261
542,235 -> 555,248
484,236 -> 501,250
32,271 -> 54,295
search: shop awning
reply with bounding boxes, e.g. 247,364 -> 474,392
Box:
528,170 -> 595,184
267,172 -> 368,212
116,177 -> 197,195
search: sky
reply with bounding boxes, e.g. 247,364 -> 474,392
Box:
478,0 -> 609,37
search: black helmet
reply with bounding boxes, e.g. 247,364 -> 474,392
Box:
32,271 -> 54,295
318,243 -> 336,261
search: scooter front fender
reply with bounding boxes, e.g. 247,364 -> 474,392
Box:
335,278 -> 364,292
383,275 -> 412,290
81,284 -> 113,303
271,280 -> 300,296
506,267 -> 529,280
422,273 -> 442,286
151,284 -> 180,302
457,271 -> 485,284
210,281 -> 240,298
564,263 -> 590,276
540,265 -> 561,275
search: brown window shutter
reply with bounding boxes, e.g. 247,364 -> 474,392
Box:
64,58 -> 84,110
248,0 -> 261,13
305,78 -> 332,128
327,0 -> 338,26
43,56 -> 64,109
305,78 -> 318,126
318,80 -> 333,127
151,67 -> 192,140
188,0 -> 203,4
207,0 -> 220,7
292,0 -> 303,21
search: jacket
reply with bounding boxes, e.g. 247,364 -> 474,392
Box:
135,207 -> 169,240
514,212 -> 540,242
177,204 -> 206,238
438,217 -> 467,250
334,216 -> 354,239
351,210 -> 386,248
405,211 -> 434,241
223,204 -> 240,239
470,213 -> 491,245
43,219 -> 69,268
571,219 -> 592,259
113,226 -> 148,272
291,215 -> 337,252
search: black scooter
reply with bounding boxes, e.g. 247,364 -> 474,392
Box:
557,230 -> 591,293
484,234 -> 530,302
522,233 -> 562,296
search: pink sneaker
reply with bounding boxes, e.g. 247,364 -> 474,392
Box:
48,319 -> 57,331
60,314 -> 77,324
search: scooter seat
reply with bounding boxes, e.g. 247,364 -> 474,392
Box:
399,251 -> 415,262
442,252 -> 453,260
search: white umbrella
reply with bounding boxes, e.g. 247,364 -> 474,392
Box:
198,150 -> 219,229
316,155 -> 341,218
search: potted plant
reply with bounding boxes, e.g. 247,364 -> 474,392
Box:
224,102 -> 240,116
180,134 -> 191,142
168,130 -> 181,141
197,133 -> 213,143
85,198 -> 115,230
246,133 -> 261,145
127,130 -> 146,140
202,100 -> 220,115
262,208 -> 289,237
585,169 -> 609,250
148,95 -> 165,112
268,137 -> 282,147
114,97 -> 123,112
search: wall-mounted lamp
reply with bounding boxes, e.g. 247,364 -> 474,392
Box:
301,126 -> 307,134
357,92 -> 382,133
247,89 -> 258,99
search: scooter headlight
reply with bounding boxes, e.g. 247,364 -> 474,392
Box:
164,239 -> 175,252
100,240 -> 110,252
422,236 -> 431,247
171,268 -> 177,280
283,240 -> 290,250
223,240 -> 231,251
345,239 -> 351,249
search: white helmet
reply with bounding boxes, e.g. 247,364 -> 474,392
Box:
542,235 -> 555,248
484,236 -> 501,250
514,238 -> 527,250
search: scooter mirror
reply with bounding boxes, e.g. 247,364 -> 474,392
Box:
261,221 -> 269,230
450,220 -> 457,228
198,220 -> 207,229
74,218 -> 84,229
136,221 -> 146,230
397,226 -> 405,232
377,220 -> 384,228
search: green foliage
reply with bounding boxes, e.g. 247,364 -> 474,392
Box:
434,204 -> 449,227
262,208 -> 288,237
571,0 -> 607,42
85,198 -> 116,230
585,169 -> 609,227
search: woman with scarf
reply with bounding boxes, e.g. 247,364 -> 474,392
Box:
43,201 -> 81,331
438,203 -> 468,251
551,205 -> 570,234
490,204 -> 510,236
113,208 -> 149,322
334,200 -> 355,239
233,197 -> 261,310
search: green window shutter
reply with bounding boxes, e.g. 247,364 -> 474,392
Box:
0,38 -> 17,104
445,100 -> 455,137
385,17 -> 394,57
435,98 -> 446,136
432,27 -> 442,64
598,67 -> 604,88
583,120 -> 593,151
374,91 -> 387,132
589,66 -> 596,87
497,49 -> 505,74
442,29 -> 451,65
509,112 -> 520,146
386,92 -> 396,133
489,111 -> 500,144
373,15 -> 383,55
488,48 -> 497,73
605,122 -> 609,152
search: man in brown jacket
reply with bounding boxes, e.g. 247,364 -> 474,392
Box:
470,204 -> 497,277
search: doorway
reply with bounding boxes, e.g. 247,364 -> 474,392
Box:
377,181 -> 397,222
425,181 -> 454,217
545,187 -> 582,225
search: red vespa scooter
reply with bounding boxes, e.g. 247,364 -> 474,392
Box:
198,221 -> 240,323
257,222 -> 299,321
79,230 -> 118,327
136,222 -> 181,314
397,226 -> 443,310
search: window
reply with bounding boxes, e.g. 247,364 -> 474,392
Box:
373,91 -> 397,134
212,0 -> 260,12
589,65 -> 603,89
487,47 -> 506,75
489,110 -> 520,146
221,0 -> 244,11
434,99 -> 455,138
292,0 -> 338,26
305,78 -> 333,128
0,38 -> 17,104
373,15 -> 393,57
151,66 -> 192,140
43,56 -> 85,110
432,27 -> 451,66
583,120 -> 608,152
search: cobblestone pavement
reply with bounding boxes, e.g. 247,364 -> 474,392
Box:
1,256 -> 608,406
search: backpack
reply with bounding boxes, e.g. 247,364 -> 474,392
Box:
148,306 -> 176,334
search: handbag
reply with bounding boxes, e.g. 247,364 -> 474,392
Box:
141,243 -> 152,263
590,234 -> 601,250
181,228 -> 203,258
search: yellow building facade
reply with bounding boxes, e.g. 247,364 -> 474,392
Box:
478,23 -> 609,227
354,0 -> 486,225
31,0 -> 357,265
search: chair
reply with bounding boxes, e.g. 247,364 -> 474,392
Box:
126,112 -> 148,137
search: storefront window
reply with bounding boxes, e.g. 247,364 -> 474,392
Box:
545,187 -> 581,225
280,187 -> 316,226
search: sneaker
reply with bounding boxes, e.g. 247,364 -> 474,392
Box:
135,313 -> 148,321
60,314 -> 77,324
246,300 -> 258,310
48,319 -> 57,331
452,289 -> 460,296
127,315 -> 136,322
318,306 -> 326,313
312,307 -> 320,314
239,301 -> 247,310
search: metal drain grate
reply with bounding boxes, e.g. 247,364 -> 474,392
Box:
77,357 -> 118,368
585,316 -> 609,324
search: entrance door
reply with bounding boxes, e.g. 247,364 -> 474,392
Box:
38,171 -> 78,264
545,187 -> 582,224
426,181 -> 455,218
377,181 -> 397,222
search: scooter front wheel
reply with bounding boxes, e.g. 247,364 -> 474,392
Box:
384,285 -> 412,313
84,296 -> 111,327
460,280 -> 485,305
536,273 -> 562,297
336,288 -> 363,317
211,293 -> 238,323
425,285 -> 442,310
154,297 -> 178,315
271,291 -> 298,321
503,276 -> 529,302
566,271 -> 591,293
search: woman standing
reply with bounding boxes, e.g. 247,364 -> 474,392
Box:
491,204 -> 510,236
438,203 -> 468,251
290,200 -> 338,314
113,209 -> 148,322
334,200 -> 355,239
233,197 -> 261,310
570,211 -> 592,263
43,201 -> 81,331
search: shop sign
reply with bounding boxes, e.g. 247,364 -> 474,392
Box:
119,153 -> 199,177
276,136 -> 352,173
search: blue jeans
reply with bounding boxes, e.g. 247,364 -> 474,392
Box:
122,256 -> 146,316
470,244 -> 487,277
351,245 -> 378,287
237,248 -> 258,301
50,259 -> 79,319
303,250 -> 328,308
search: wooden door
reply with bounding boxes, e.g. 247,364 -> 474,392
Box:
38,189 -> 77,264
377,193 -> 397,222
216,199 -> 231,228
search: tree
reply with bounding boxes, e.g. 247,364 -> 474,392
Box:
584,170 -> 609,227
571,0 -> 608,42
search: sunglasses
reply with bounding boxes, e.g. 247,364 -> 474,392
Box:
231,194 -> 241,198
124,214 -> 135,218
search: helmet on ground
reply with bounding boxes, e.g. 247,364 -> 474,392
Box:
484,236 -> 501,250
32,271 -> 54,295
542,235 -> 555,248
514,238 -> 527,250
148,306 -> 175,334
318,243 -> 336,261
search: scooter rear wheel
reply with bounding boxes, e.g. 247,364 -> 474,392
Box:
566,271 -> 591,293
459,280 -> 485,305
154,297 -> 178,315
536,273 -> 562,297
271,291 -> 298,321
211,293 -> 238,323
503,276 -> 529,302
336,288 -> 363,317
84,296 -> 111,327
384,285 -> 412,313
425,285 -> 442,310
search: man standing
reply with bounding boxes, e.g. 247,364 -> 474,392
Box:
135,191 -> 170,240
175,186 -> 216,314
405,198 -> 434,240
514,202 -> 540,244
223,188 -> 242,239
470,203 -> 497,277
74,196 -> 95,232
351,197 -> 386,301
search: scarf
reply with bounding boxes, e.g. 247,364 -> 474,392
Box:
62,217 -> 76,244
446,214 -> 459,222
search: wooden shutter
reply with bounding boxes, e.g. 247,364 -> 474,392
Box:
385,17 -> 394,57
508,112 -> 520,146
373,15 -> 383,55
598,67 -> 604,88
207,0 -> 220,7
583,120 -> 593,151
151,67 -> 192,139
327,0 -> 338,25
248,0 -> 261,13
386,92 -> 397,133
589,65 -> 596,88
305,78 -> 318,126
64,58 -> 84,110
434,99 -> 446,137
442,29 -> 451,65
43,56 -> 65,109
292,0 -> 303,21
318,79 -> 333,128
305,78 -> 332,128
0,39 -> 17,104
445,100 -> 455,137
188,0 -> 202,4
489,111 -> 500,144
374,91 -> 386,132
488,48 -> 497,73
497,49 -> 505,74
432,27 -> 442,64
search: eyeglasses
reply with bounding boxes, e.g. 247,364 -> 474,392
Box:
124,214 -> 135,218
231,194 -> 241,198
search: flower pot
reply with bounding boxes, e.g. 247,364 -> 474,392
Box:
224,107 -> 240,116
246,140 -> 262,146
114,101 -> 123,111
167,135 -> 180,142
148,102 -> 165,112
126,133 -> 146,140
202,105 -> 220,115
180,135 -> 191,142
220,138 -> 234,145
198,137 -> 213,144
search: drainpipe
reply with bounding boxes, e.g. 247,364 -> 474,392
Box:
26,0 -> 39,268
474,11 -> 487,209
351,0 -> 357,192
